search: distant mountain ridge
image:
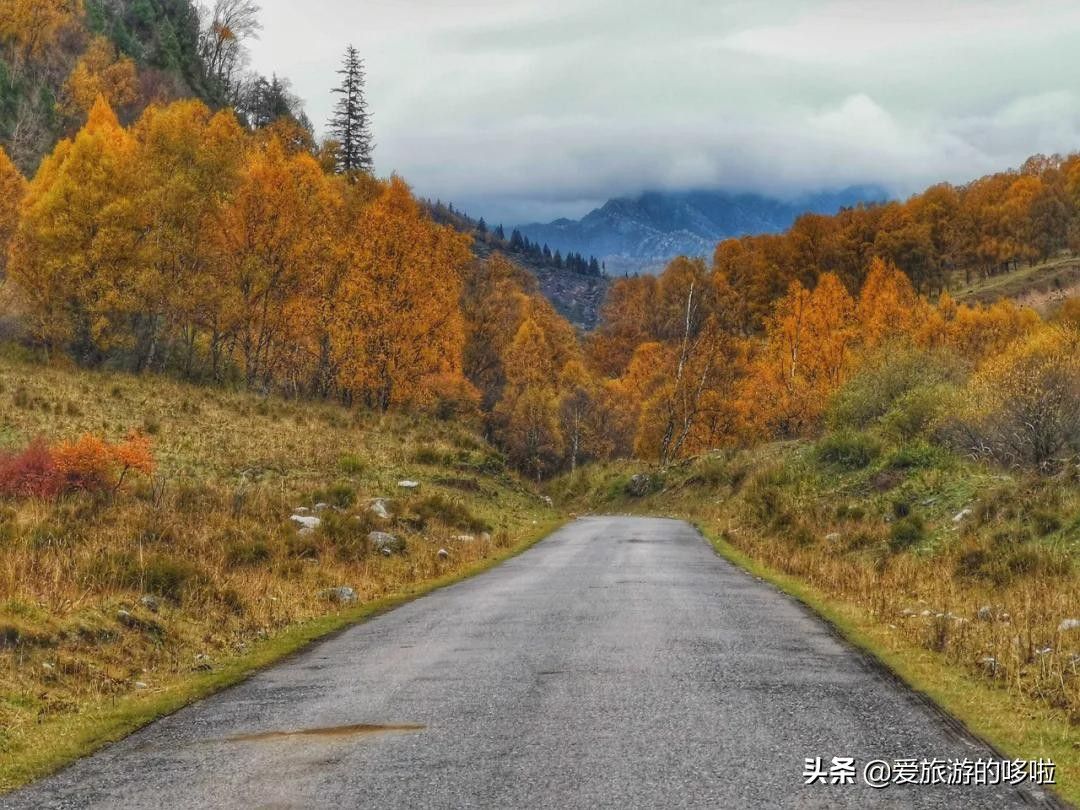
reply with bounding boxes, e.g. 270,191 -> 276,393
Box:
519,186 -> 888,275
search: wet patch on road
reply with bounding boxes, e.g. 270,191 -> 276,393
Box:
226,723 -> 425,743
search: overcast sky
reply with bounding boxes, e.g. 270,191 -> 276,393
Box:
249,0 -> 1080,225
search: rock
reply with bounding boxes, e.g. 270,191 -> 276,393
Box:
825,532 -> 841,542
41,662 -> 54,671
480,532 -> 492,543
134,681 -> 148,690
626,473 -> 653,498
290,514 -> 321,533
1036,647 -> 1053,657
900,608 -> 917,617
117,609 -> 136,627
294,506 -> 311,515
322,586 -> 357,605
1059,618 -> 1080,633
980,656 -> 998,672
367,531 -> 406,555
398,480 -> 420,490
977,606 -> 994,622
139,595 -> 160,613
193,653 -> 213,672
368,498 -> 392,520
952,508 -> 972,524
541,495 -> 554,507
437,548 -> 450,560
453,534 -> 476,543
313,502 -> 330,513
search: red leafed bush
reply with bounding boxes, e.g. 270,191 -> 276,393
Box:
0,433 -> 154,499
0,439 -> 61,499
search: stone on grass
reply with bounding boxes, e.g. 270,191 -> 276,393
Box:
313,502 -> 330,513
290,514 -> 321,533
140,595 -> 160,613
398,480 -> 420,490
322,586 -> 358,605
368,498 -> 392,520
368,531 -> 406,555
626,474 -> 653,498
437,548 -> 450,560
977,606 -> 993,622
1059,618 -> 1080,633
952,508 -> 972,524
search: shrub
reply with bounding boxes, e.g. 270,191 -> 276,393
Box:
944,325 -> 1080,472
310,483 -> 355,510
0,439 -> 59,499
339,454 -> 365,475
410,493 -> 490,533
828,343 -> 964,431
53,432 -> 154,493
889,516 -> 925,551
815,431 -> 880,470
225,539 -> 273,568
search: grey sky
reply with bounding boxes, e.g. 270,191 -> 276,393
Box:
249,0 -> 1080,225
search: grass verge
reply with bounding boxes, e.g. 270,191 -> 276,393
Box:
0,516 -> 562,792
700,525 -> 1077,808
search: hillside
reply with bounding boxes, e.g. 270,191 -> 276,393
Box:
520,186 -> 886,275
0,352 -> 556,789
952,254 -> 1080,312
426,200 -> 610,329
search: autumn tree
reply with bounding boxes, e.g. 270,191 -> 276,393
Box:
0,147 -> 25,277
0,0 -> 82,69
62,36 -> 139,119
739,273 -> 858,438
7,97 -> 140,359
329,177 -> 470,408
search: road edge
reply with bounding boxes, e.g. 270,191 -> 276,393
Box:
0,518 -> 566,794
691,521 -> 1075,809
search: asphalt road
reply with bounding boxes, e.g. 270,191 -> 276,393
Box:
2,517 -> 1060,809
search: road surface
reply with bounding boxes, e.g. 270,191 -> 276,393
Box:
2,517 -> 1059,809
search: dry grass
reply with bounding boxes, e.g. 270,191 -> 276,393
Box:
0,351 -> 553,784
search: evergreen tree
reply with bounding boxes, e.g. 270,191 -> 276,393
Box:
328,44 -> 374,174
494,224 -> 505,240
509,229 -> 525,250
477,217 -> 487,234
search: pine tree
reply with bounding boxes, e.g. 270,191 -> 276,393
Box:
477,217 -> 487,234
494,224 -> 505,240
328,45 -> 374,174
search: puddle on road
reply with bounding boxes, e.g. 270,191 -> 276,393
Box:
227,723 -> 425,743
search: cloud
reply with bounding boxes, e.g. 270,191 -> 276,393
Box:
250,0 -> 1080,224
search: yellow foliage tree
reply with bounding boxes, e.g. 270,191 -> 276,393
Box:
0,146 -> 26,276
7,97 -> 139,357
63,36 -> 139,119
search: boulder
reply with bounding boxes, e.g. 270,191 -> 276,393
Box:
368,498 -> 392,520
398,480 -> 420,490
437,548 -> 450,560
290,514 -> 321,533
322,586 -> 358,605
1059,618 -> 1080,633
626,473 -> 653,498
368,531 -> 406,555
313,502 -> 330,514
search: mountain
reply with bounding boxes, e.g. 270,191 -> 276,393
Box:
519,186 -> 888,275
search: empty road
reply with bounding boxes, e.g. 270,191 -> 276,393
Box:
2,517 -> 1058,809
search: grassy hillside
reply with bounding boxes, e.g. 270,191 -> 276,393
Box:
555,442 -> 1080,804
0,350 -> 556,789
951,254 -> 1080,314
